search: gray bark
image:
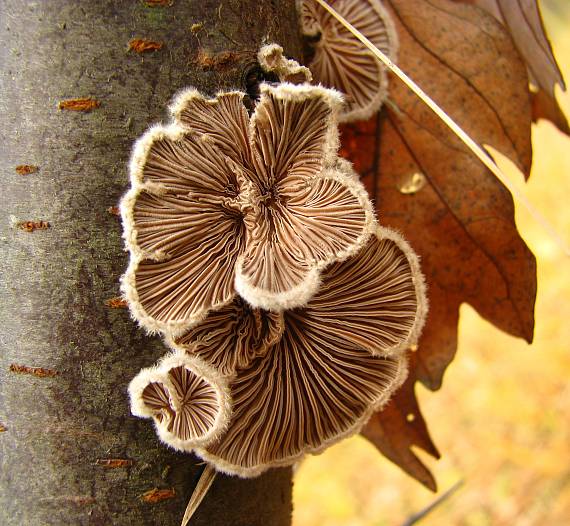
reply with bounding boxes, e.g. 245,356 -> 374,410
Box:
0,1 -> 302,524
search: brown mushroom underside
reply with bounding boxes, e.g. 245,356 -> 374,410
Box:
189,232 -> 424,475
123,84 -> 374,332
142,365 -> 222,442
300,0 -> 398,121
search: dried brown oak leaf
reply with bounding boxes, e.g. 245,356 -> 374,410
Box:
338,0 -> 537,488
362,357 -> 440,491
531,88 -> 570,135
456,0 -> 568,134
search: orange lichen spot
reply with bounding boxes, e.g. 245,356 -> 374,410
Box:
9,364 -> 58,378
128,38 -> 163,53
58,97 -> 101,112
195,49 -> 240,70
15,164 -> 39,175
105,297 -> 128,309
95,458 -> 133,468
17,220 -> 50,232
107,205 -> 120,216
141,488 -> 176,504
0,423 -> 7,433
144,0 -> 173,6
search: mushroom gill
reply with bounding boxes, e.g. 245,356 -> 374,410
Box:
299,0 -> 399,121
129,354 -> 231,451
120,99 -> 248,335
170,298 -> 284,377
191,227 -> 427,476
235,86 -> 376,310
121,83 -> 376,336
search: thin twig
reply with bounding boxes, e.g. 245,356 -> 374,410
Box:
181,464 -> 217,526
400,480 -> 464,526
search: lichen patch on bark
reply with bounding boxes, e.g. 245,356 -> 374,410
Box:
194,49 -> 242,70
128,38 -> 164,53
13,220 -> 50,232
144,0 -> 173,7
105,297 -> 128,309
95,458 -> 133,468
141,488 -> 176,503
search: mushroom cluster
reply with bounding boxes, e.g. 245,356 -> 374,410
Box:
122,44 -> 426,480
121,82 -> 375,335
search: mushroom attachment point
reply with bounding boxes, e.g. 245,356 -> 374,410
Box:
129,353 -> 231,451
120,82 -> 376,335
168,226 -> 427,476
299,0 -> 399,121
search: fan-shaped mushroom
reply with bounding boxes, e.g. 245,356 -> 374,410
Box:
129,353 -> 231,451
258,43 -> 312,84
120,83 -> 375,336
169,298 -> 284,377
299,0 -> 399,121
159,226 -> 427,476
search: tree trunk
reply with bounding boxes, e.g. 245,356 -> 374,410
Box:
0,1 -> 301,524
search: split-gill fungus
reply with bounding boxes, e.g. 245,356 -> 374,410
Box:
131,227 -> 427,475
122,53 -> 429,493
129,353 -> 231,451
299,0 -> 398,121
121,82 -> 375,336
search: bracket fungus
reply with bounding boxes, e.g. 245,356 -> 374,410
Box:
120,82 -> 375,335
298,0 -> 399,121
130,226 -> 428,476
129,353 -> 231,451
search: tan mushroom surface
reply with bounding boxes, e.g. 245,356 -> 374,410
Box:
120,83 -> 375,336
129,353 -> 231,451
169,299 -> 284,377
299,0 -> 398,121
163,227 -> 427,476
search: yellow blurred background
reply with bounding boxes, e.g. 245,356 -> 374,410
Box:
292,1 -> 570,525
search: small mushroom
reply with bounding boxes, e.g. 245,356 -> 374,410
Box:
129,353 -> 231,451
120,83 -> 375,335
258,43 -> 313,84
166,226 -> 427,476
299,0 -> 399,122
